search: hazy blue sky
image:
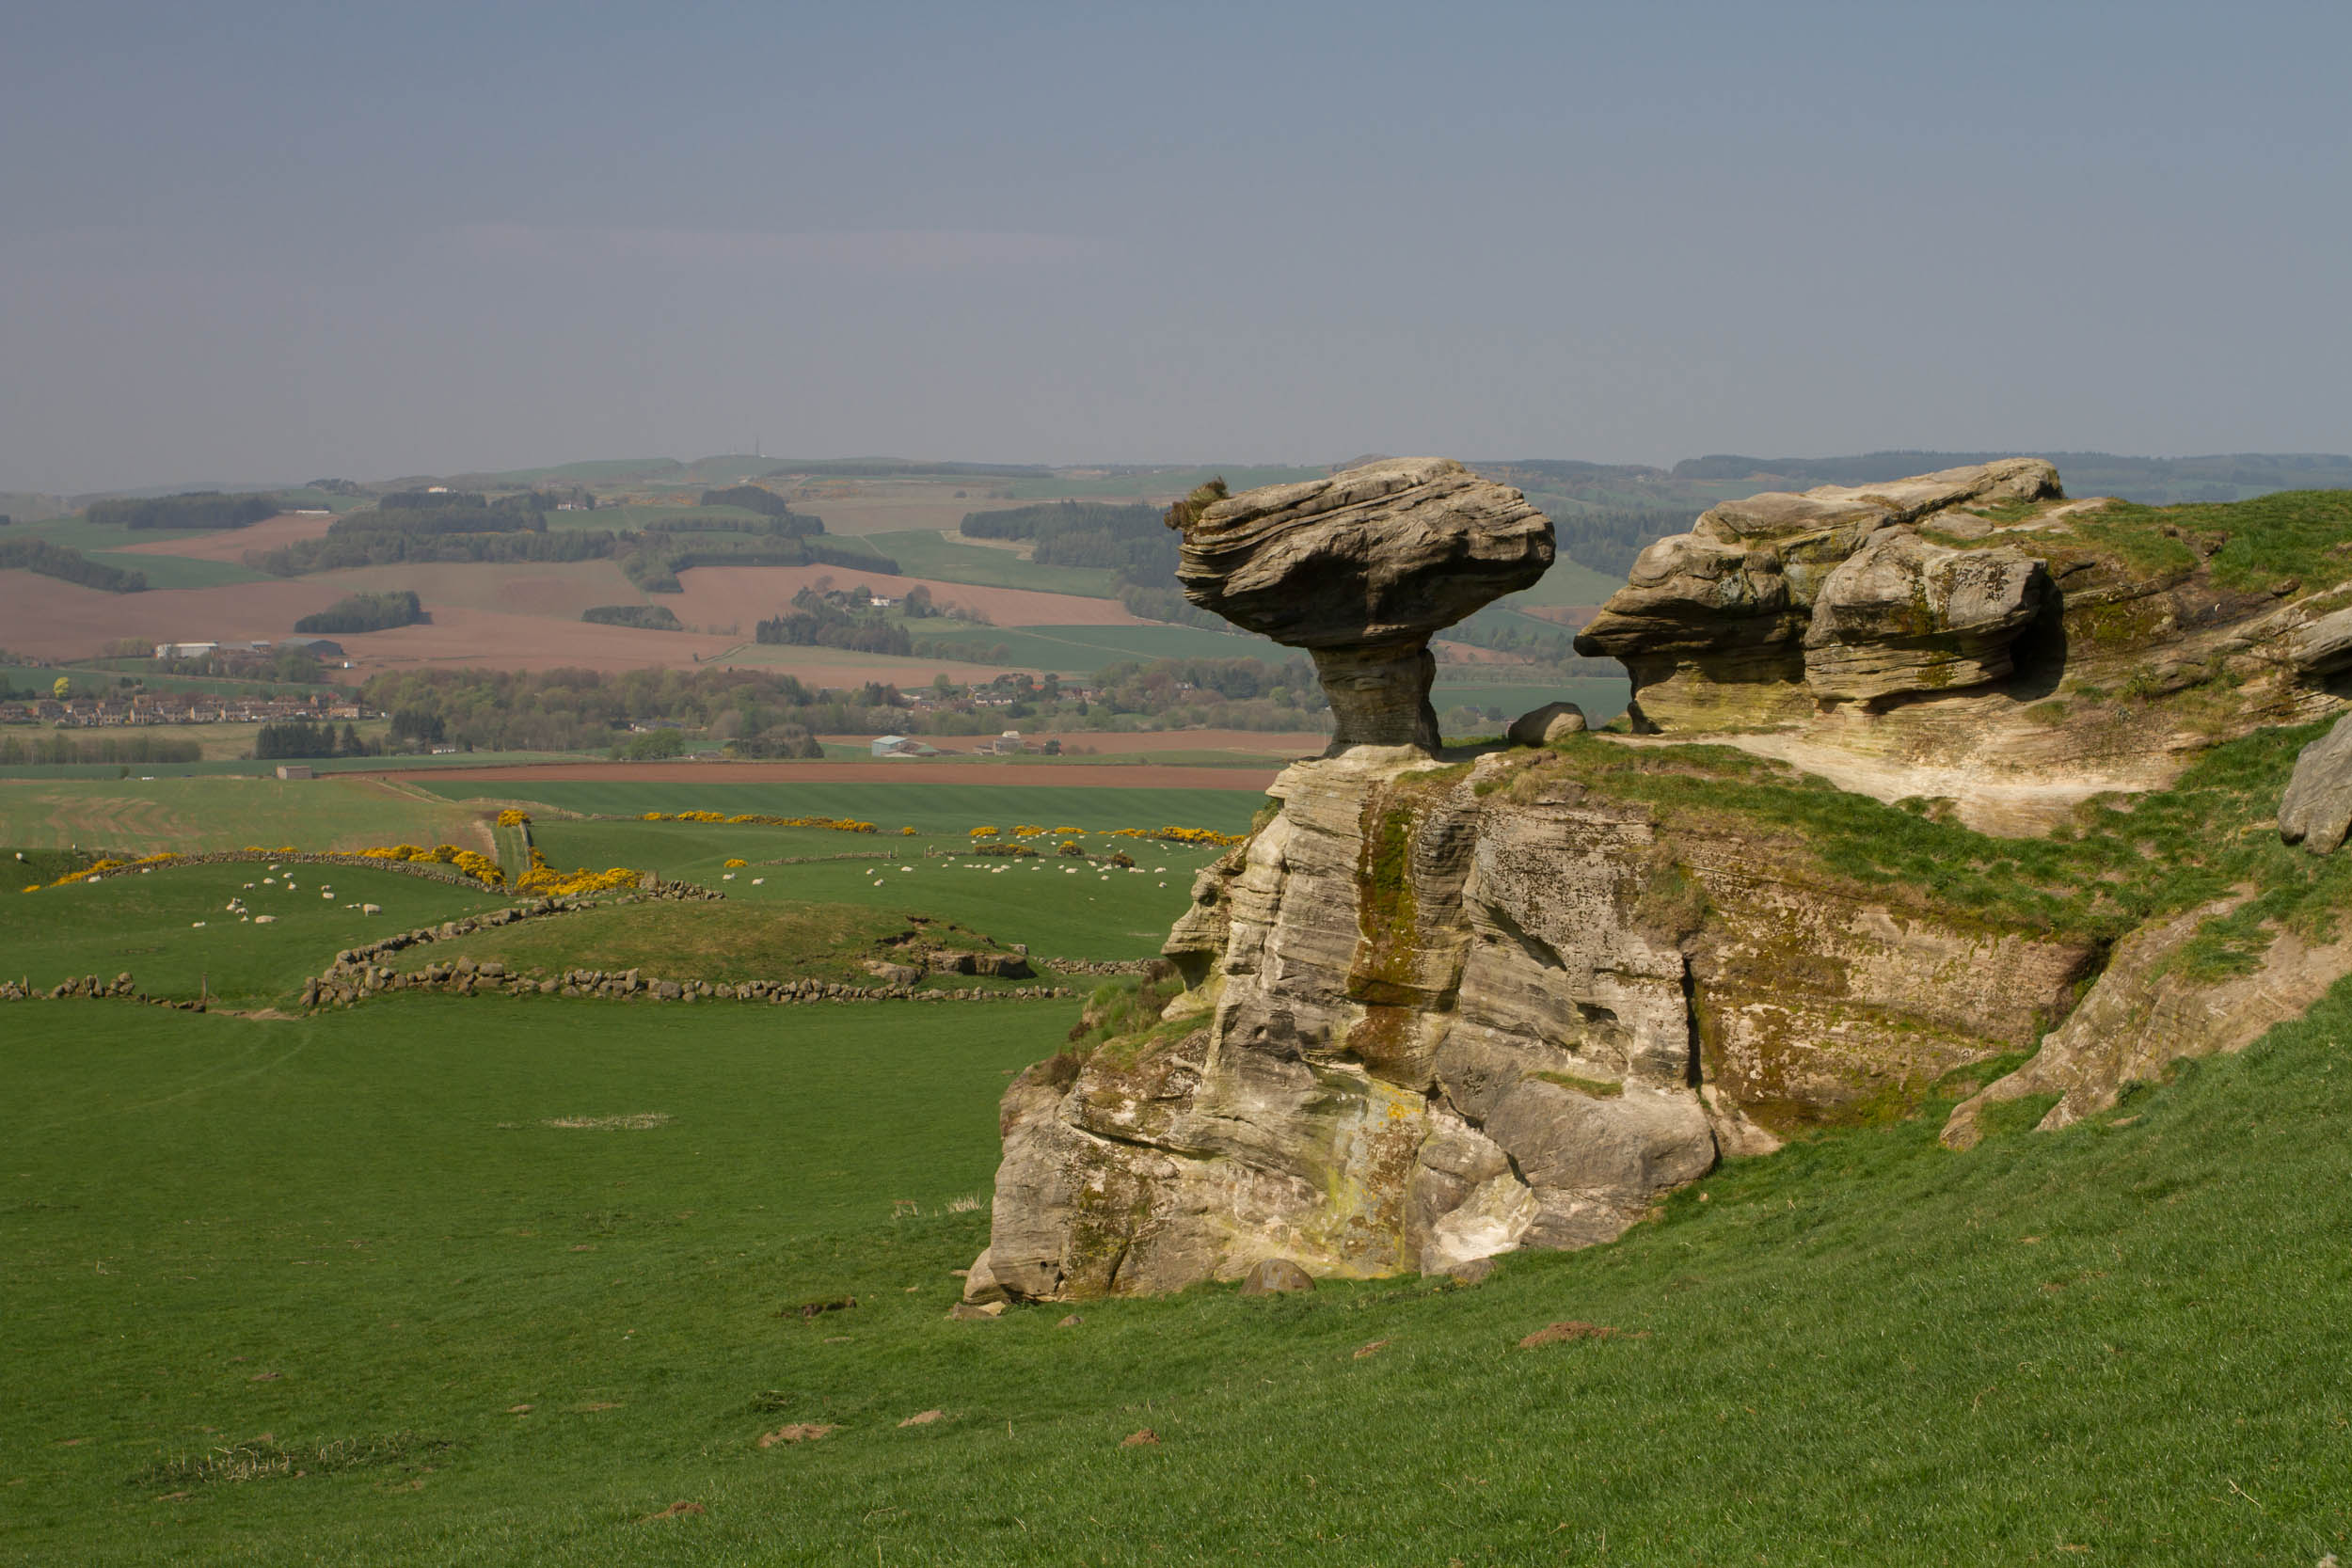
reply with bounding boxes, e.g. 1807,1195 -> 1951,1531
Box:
5,1 -> 2346,492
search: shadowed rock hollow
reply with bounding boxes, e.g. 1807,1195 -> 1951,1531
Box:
1172,457 -> 1552,752
969,457 -> 2352,1303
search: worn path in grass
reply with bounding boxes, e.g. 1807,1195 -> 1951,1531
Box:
6,986 -> 2351,1562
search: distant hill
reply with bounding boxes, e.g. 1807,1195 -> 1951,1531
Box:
1670,451 -> 2352,506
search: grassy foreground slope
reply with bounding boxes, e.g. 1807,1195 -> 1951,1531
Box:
4,981 -> 2348,1564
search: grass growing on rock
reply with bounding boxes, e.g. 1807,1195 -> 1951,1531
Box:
6,983 -> 2350,1562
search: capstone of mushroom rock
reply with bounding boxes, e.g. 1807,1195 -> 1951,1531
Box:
1172,458 -> 1553,752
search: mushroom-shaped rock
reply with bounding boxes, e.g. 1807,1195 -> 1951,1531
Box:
1173,458 -> 1552,752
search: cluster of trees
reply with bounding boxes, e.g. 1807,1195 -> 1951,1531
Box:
357,667 -> 841,754
755,586 -> 914,656
0,732 -> 201,766
699,484 -> 796,516
254,720 -> 374,759
581,604 -> 683,630
254,523 -> 609,576
294,590 -> 423,635
87,492 -> 278,531
619,529 -> 883,593
961,498 -> 1223,628
1522,500 -> 1702,579
0,538 -> 147,593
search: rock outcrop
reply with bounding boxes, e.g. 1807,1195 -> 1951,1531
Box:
2279,713 -> 2352,853
1576,460 -> 2063,724
978,744 -> 2093,1300
1172,458 -> 1552,752
1941,891 -> 2352,1148
1575,459 -> 2352,832
972,456 -> 2352,1305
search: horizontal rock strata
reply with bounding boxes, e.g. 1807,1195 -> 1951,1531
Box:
980,746 -> 2089,1299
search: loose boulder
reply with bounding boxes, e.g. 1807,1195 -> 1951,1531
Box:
2279,712 -> 2352,852
1237,1258 -> 1316,1296
1505,701 -> 1586,746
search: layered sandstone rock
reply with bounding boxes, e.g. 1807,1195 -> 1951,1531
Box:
1172,458 -> 1552,752
1576,459 -> 2352,832
1576,459 -> 2065,725
977,746 -> 2092,1301
1941,891 -> 2352,1148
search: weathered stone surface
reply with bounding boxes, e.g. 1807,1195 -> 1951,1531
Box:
1942,893 -> 2352,1148
960,1246 -> 1009,1305
1802,532 -> 2051,704
1505,702 -> 1586,746
1236,1258 -> 1315,1295
1173,458 -> 1552,751
1577,460 -> 2063,729
978,741 -> 2092,1300
2278,713 -> 2352,852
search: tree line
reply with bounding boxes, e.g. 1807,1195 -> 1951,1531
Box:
0,732 -> 201,766
87,492 -> 278,531
254,720 -> 375,759
0,538 -> 147,593
294,590 -> 424,635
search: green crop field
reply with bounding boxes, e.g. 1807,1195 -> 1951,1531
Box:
81,551 -> 275,589
1433,677 -> 1630,728
863,531 -> 1124,598
6,973 -> 2349,1563
420,781 -> 1266,835
0,776 -> 494,857
5,861 -> 511,1006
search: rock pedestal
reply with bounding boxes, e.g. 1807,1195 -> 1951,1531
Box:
1172,458 -> 1552,752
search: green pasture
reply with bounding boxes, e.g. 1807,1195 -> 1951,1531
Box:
0,776 -> 493,857
1432,676 -> 1630,727
7,975 -> 2351,1562
1499,555 -> 1625,608
523,818 -> 1225,962
424,781 -> 1266,835
864,531 -> 1123,598
83,551 -> 273,590
378,900 -> 1039,990
3,861 -> 510,1006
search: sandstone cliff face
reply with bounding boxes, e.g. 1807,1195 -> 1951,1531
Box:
982,746 -> 2094,1299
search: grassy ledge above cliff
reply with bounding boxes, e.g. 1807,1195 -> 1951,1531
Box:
1502,723 -> 2352,968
